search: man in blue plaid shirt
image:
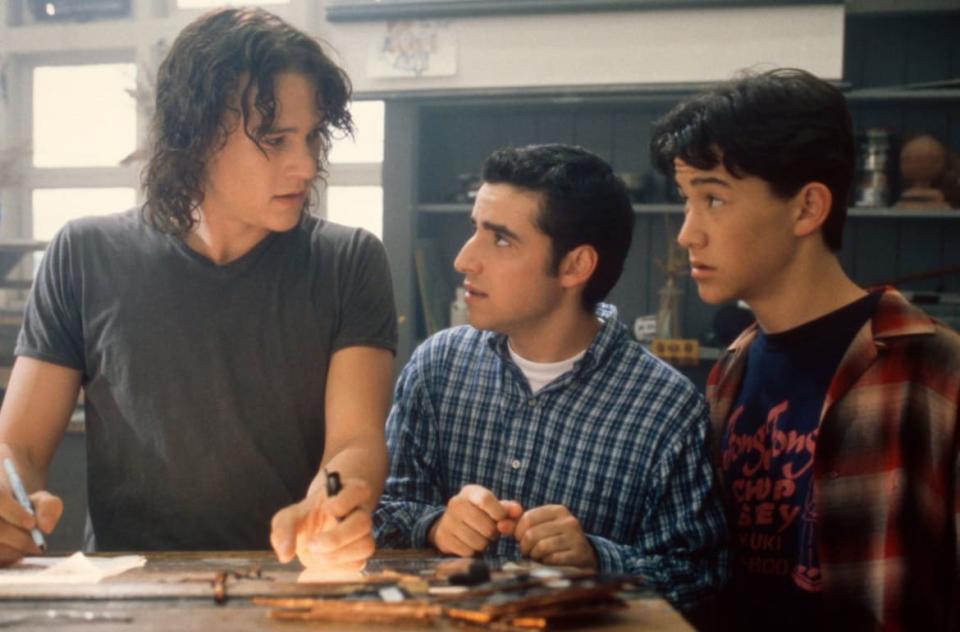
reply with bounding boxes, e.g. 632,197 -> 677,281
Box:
374,144 -> 728,614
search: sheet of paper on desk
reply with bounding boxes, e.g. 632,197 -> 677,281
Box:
0,552 -> 146,584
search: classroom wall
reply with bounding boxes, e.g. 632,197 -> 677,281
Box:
325,4 -> 844,95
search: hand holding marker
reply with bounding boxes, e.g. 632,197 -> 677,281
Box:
2,457 -> 47,552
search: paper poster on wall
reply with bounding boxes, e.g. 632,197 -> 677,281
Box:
367,20 -> 456,79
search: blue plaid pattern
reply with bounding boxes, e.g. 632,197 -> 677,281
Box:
374,304 -> 728,610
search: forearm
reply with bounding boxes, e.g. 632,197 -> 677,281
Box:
587,534 -> 725,612
0,444 -> 48,493
373,438 -> 447,549
373,426 -> 445,549
587,405 -> 729,610
588,533 -> 662,577
318,345 -> 393,508
0,358 -> 81,493
373,353 -> 447,549
373,496 -> 445,549
311,437 -> 388,509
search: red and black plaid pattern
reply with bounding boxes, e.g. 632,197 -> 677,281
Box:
707,288 -> 959,631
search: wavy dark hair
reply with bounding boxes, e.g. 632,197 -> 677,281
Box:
142,7 -> 353,235
650,68 -> 854,251
481,144 -> 634,311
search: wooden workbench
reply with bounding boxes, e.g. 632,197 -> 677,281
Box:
0,551 -> 693,631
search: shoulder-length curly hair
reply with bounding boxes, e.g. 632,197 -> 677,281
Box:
142,7 -> 353,236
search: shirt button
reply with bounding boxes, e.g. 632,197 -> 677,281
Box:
510,459 -> 522,470
527,399 -> 537,407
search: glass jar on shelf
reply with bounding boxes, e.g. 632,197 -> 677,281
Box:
854,128 -> 892,208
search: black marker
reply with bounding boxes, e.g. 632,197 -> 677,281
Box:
322,468 -> 353,525
324,468 -> 342,497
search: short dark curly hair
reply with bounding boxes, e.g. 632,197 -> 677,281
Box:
650,68 -> 854,251
142,7 -> 353,235
481,144 -> 634,311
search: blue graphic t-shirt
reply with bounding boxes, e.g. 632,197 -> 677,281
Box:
720,291 -> 880,629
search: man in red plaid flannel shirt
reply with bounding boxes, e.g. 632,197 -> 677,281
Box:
651,68 -> 959,631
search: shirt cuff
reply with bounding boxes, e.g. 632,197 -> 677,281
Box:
586,534 -> 627,575
411,507 -> 446,549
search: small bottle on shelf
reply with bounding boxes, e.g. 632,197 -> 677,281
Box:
853,128 -> 891,208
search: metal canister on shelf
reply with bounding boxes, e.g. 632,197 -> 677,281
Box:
854,128 -> 891,207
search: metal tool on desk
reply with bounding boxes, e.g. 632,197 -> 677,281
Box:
448,560 -> 491,586
0,610 -> 134,627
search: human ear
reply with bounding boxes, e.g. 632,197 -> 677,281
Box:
793,182 -> 832,238
559,244 -> 598,289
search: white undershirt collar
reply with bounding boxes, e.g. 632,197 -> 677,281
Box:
508,343 -> 587,394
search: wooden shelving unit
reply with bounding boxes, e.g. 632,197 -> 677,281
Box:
374,9 -> 960,372
418,203 -> 960,219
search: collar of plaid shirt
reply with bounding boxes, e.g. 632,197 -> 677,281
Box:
483,302 -> 621,384
709,286 -> 935,426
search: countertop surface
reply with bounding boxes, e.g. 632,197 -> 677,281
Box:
0,550 -> 694,631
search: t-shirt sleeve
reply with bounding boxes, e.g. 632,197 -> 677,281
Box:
15,225 -> 85,371
331,229 -> 398,354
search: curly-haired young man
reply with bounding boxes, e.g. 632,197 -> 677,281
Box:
0,8 -> 396,571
